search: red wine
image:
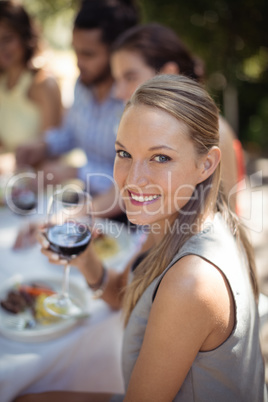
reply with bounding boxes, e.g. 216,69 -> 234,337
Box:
47,223 -> 91,258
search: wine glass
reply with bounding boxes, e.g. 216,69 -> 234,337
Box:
44,188 -> 93,318
6,166 -> 37,215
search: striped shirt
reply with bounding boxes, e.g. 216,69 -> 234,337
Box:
45,79 -> 124,194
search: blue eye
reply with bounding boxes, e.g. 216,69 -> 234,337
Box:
154,155 -> 171,163
116,150 -> 131,158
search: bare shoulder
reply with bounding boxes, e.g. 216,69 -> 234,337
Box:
28,69 -> 62,124
29,69 -> 61,99
160,254 -> 230,297
27,69 -> 62,127
126,254 -> 235,398
155,254 -> 235,349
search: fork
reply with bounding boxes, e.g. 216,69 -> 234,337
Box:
3,312 -> 36,330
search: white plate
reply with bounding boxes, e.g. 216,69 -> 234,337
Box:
0,274 -> 90,342
93,219 -> 137,268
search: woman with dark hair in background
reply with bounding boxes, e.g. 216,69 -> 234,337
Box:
0,0 -> 62,154
111,23 -> 245,212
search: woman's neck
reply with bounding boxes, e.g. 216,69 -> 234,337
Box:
149,217 -> 175,245
5,64 -> 27,89
149,211 -> 215,245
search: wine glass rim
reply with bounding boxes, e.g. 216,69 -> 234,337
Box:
52,189 -> 92,206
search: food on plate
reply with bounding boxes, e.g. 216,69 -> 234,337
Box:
0,289 -> 32,314
19,284 -> 55,297
35,294 -> 62,325
92,233 -> 119,259
0,283 -> 61,326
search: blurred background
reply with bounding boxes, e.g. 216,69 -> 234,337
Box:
7,0 -> 268,380
22,0 -> 268,156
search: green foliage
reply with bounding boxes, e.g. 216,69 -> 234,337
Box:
22,0 -> 79,48
20,0 -> 268,152
139,0 -> 268,151
139,0 -> 268,83
22,0 -> 79,21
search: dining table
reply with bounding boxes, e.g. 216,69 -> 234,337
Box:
1,174 -> 268,402
0,198 -> 141,402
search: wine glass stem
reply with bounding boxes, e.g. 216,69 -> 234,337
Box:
61,263 -> 70,299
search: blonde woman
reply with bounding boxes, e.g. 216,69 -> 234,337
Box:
16,75 -> 266,402
110,23 -> 244,212
91,23 -> 244,218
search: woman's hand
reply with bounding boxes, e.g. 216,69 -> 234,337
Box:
37,229 -> 104,287
38,227 -> 131,310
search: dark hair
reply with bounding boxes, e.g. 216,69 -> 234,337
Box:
112,23 -> 205,82
74,0 -> 139,46
0,0 -> 38,64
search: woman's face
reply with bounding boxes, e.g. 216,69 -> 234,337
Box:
111,50 -> 156,102
0,22 -> 25,69
114,105 -> 205,231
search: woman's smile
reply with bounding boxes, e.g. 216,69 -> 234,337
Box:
128,190 -> 161,205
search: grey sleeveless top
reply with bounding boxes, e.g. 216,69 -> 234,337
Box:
111,214 -> 267,402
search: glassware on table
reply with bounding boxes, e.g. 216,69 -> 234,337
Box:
5,166 -> 37,215
44,188 -> 93,318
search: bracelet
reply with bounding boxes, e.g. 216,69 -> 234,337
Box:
87,265 -> 108,299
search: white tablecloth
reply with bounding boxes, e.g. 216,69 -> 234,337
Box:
0,207 -> 137,402
2,203 -> 267,402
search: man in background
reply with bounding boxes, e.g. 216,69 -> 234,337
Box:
16,0 -> 139,209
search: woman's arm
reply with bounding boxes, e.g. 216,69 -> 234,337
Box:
29,70 -> 63,131
124,254 -> 235,401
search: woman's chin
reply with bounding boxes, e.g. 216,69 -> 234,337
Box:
126,212 -> 159,228
126,215 -> 144,226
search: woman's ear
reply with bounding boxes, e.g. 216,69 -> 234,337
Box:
197,146 -> 221,183
160,62 -> 180,75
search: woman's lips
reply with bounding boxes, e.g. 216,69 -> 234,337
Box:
127,190 -> 161,205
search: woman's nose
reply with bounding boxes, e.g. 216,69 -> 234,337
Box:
126,161 -> 149,188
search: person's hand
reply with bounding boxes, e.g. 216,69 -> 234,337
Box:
37,228 -> 104,286
16,141 -> 48,167
13,222 -> 40,250
37,231 -> 69,266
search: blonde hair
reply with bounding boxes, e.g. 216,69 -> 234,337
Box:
122,75 -> 258,325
